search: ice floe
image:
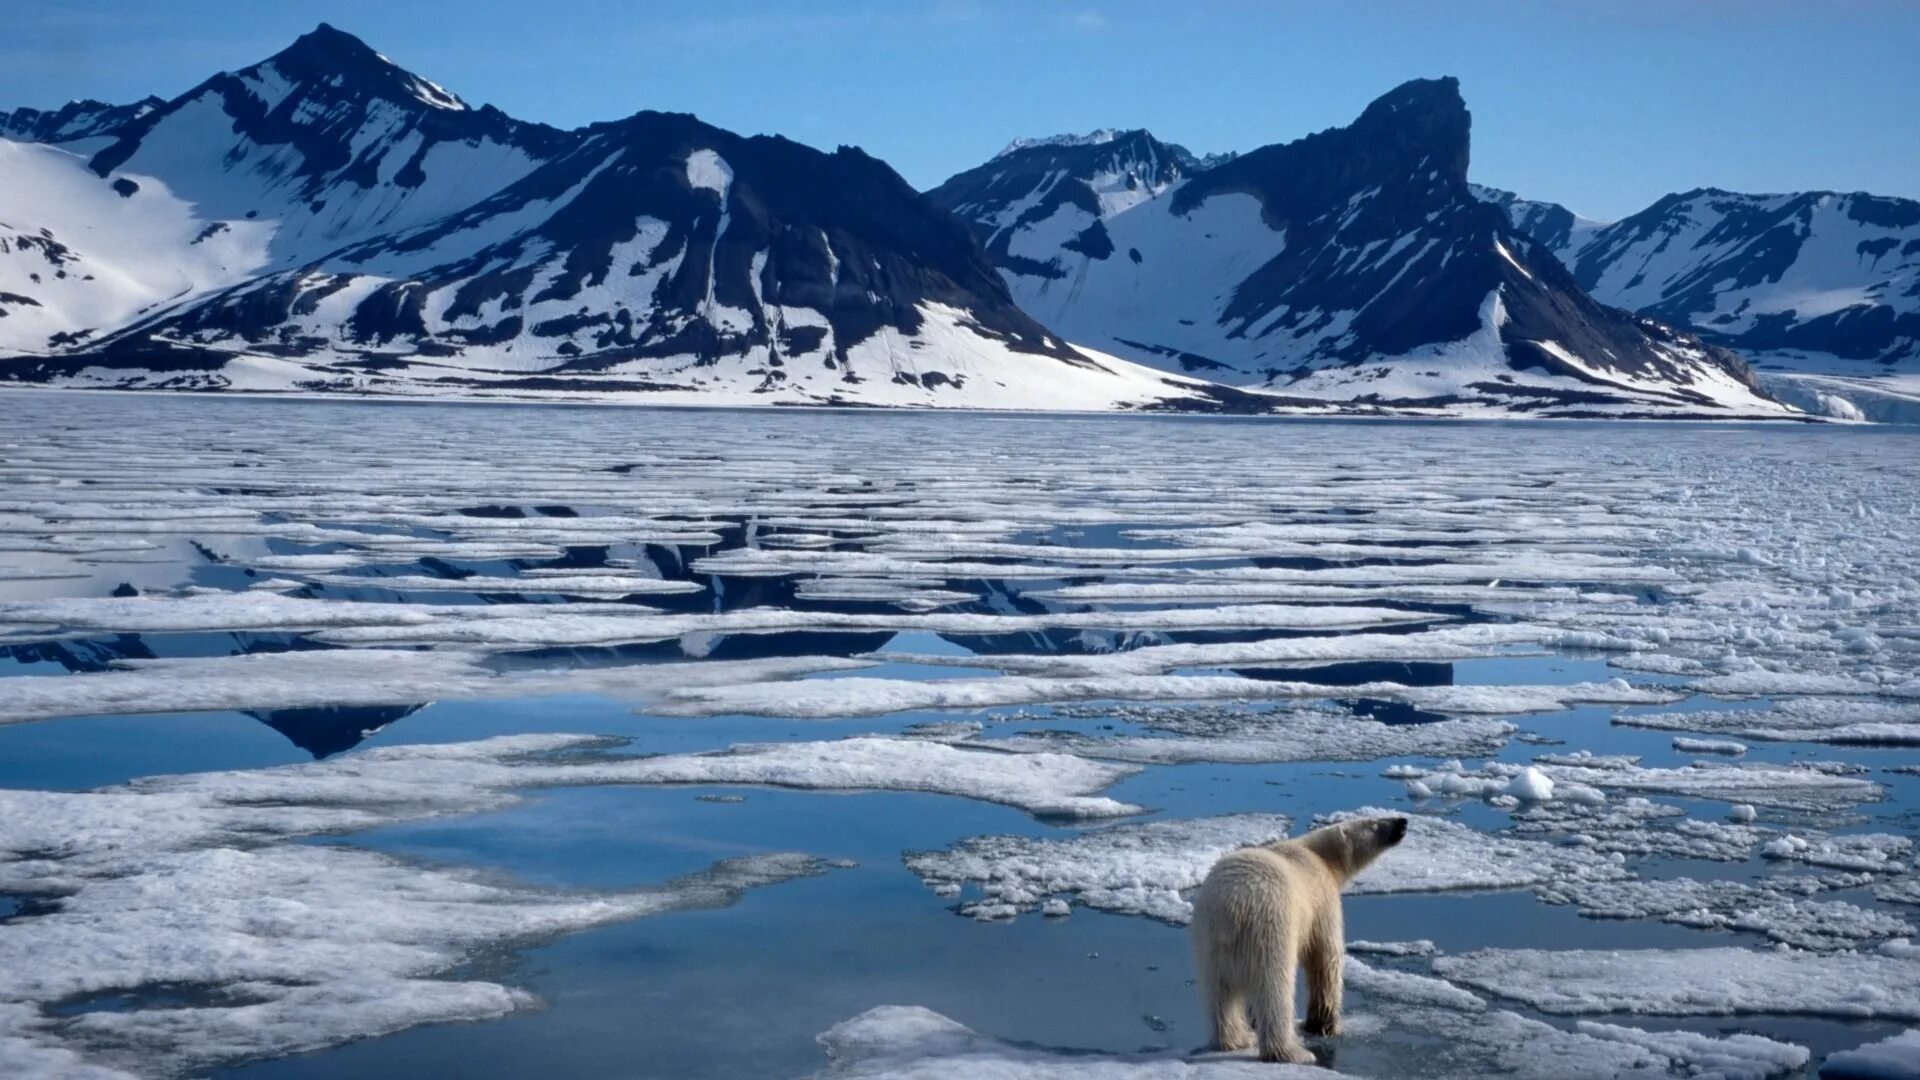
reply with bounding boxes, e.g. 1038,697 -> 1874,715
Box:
0,734 -> 836,1076
1623,699 -> 1920,747
0,649 -> 873,726
1674,736 -> 1749,756
1434,942 -> 1920,1020
808,1005 -> 1340,1078
904,813 -> 1292,922
651,672 -> 1681,720
982,702 -> 1517,765
907,810 -> 1629,924
1345,957 -> 1809,1080
6,393 -> 1920,1077
1820,1030 -> 1920,1080
1537,876 -> 1913,950
1397,759 -> 1882,813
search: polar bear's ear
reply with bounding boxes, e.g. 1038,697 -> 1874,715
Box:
1304,820 -> 1360,879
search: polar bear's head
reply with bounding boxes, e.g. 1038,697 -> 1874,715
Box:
1302,814 -> 1408,885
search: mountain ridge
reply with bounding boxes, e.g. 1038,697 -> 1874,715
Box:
2,24 -> 1257,412
1481,184 -> 1920,368
0,27 -> 1800,417
927,77 -> 1787,417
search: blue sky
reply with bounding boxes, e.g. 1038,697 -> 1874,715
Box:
4,0 -> 1915,220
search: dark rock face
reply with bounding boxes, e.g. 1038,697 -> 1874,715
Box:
1488,186 -> 1920,365
929,78 -> 1775,412
1174,77 -> 1471,221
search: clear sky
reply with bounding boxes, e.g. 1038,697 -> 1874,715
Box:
4,0 -> 1915,221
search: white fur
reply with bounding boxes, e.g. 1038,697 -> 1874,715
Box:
1189,815 -> 1407,1063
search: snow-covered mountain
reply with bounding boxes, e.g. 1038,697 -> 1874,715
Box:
929,79 -> 1787,417
1469,184 -> 1605,258
0,25 -> 1236,411
1483,186 -> 1920,368
0,96 -> 164,143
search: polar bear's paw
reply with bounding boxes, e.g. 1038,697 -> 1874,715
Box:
1259,1042 -> 1319,1065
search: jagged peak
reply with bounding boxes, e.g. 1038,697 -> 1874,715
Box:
996,128 -> 1126,158
270,23 -> 384,69
1356,76 -> 1465,122
1350,76 -> 1470,181
258,23 -> 467,111
982,127 -> 1232,185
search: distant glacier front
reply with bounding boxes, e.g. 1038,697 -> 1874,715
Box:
1,390 -> 1917,1080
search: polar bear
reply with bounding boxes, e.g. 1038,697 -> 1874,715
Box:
1189,814 -> 1408,1063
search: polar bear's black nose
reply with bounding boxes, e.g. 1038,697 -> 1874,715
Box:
1385,816 -> 1408,844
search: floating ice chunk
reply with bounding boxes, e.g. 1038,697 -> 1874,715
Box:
1400,679 -> 1686,715
1348,957 -> 1808,1080
0,649 -> 872,726
0,592 -> 443,633
1512,800 -> 1765,862
1560,782 -> 1608,806
983,703 -> 1516,766
1537,751 -> 1642,769
791,578 -> 978,610
0,1002 -> 138,1080
9,848 -> 825,1077
1508,766 -> 1556,801
910,808 -> 1628,926
1880,880 -> 1920,907
1434,943 -> 1920,1020
1612,652 -> 1712,676
1028,580 -> 1597,605
1571,1022 -> 1809,1080
1329,809 -> 1629,895
0,734 -> 836,1076
310,601 -> 1448,648
1348,939 -> 1437,957
1344,956 -> 1484,1011
906,814 -> 1292,923
310,572 -> 707,597
1761,833 -> 1914,873
1524,760 -> 1879,813
809,1004 -> 1340,1077
1692,671 -> 1885,696
654,670 -> 1681,720
585,736 -> 1143,819
863,622 -> 1605,681
1731,804 -> 1759,823
1821,1029 -> 1920,1080
1675,737 -> 1749,756
1622,699 -> 1920,748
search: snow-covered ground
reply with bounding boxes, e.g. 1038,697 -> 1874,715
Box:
0,391 -> 1915,1079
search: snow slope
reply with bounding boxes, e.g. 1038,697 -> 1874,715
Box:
0,140 -> 273,354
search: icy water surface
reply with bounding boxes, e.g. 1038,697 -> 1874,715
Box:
1,391 -> 1917,1079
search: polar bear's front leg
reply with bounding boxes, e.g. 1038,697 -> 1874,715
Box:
1302,906 -> 1344,1037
